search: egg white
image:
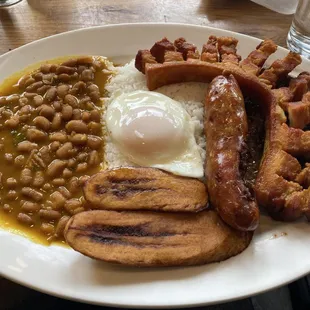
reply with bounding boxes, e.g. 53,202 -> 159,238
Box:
106,90 -> 203,178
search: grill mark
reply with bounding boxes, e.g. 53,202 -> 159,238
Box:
82,234 -> 136,247
112,187 -> 157,198
95,184 -> 107,194
75,223 -> 175,237
95,184 -> 158,198
80,233 -> 182,248
107,177 -> 153,185
76,233 -> 138,247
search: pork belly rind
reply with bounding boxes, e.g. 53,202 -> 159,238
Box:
135,36 -> 310,222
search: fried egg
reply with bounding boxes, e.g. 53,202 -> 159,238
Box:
106,90 -> 203,178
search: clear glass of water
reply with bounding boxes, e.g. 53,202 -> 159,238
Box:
0,0 -> 22,6
287,0 -> 310,59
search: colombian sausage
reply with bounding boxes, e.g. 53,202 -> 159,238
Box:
205,74 -> 259,231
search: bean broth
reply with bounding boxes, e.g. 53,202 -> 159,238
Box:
0,56 -> 112,244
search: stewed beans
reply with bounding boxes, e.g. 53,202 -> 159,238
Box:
0,56 -> 111,243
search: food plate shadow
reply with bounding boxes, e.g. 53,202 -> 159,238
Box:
67,256 -> 207,287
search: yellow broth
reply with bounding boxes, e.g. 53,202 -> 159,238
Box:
0,56 -> 112,245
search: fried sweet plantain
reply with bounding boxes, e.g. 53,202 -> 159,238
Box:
84,167 -> 208,212
64,210 -> 252,267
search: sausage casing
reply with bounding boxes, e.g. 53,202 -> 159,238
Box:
205,74 -> 259,231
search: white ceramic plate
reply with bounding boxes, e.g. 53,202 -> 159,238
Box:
0,23 -> 310,308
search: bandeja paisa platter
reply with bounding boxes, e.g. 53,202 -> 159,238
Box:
0,23 -> 310,308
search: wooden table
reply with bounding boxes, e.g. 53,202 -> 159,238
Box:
0,0 -> 293,55
0,1 -> 307,309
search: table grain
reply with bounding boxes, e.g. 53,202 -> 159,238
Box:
0,0 -> 298,309
0,0 -> 293,56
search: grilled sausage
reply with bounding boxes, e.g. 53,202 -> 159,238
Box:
205,74 -> 259,231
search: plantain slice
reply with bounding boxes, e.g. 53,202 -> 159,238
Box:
83,167 -> 208,212
65,210 -> 253,267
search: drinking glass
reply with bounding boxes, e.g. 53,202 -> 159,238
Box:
287,0 -> 310,59
0,0 -> 22,7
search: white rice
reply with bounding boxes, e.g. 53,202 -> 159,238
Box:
104,60 -> 207,168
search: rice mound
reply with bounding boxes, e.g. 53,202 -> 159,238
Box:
105,60 -> 207,168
